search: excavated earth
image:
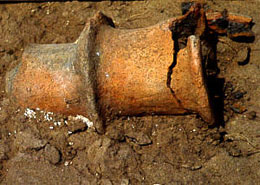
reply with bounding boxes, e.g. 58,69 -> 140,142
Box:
0,1 -> 259,184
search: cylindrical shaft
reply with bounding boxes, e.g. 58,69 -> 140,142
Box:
6,11 -> 214,128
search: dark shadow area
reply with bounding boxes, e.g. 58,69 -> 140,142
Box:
228,22 -> 255,43
207,77 -> 225,128
202,35 -> 254,128
238,47 -> 251,66
231,36 -> 255,43
201,32 -> 226,128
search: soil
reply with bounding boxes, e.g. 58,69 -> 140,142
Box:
0,1 -> 259,184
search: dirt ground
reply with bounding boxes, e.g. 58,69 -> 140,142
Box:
0,0 -> 259,184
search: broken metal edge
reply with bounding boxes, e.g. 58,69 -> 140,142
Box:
187,35 -> 215,124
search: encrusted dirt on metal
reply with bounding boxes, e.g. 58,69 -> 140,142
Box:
6,6 -> 216,129
0,1 -> 259,184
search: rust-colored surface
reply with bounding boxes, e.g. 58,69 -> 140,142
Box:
5,3 -> 254,128
171,35 -> 213,123
8,44 -> 88,116
96,22 -> 177,116
228,13 -> 252,24
206,10 -> 254,38
96,24 -> 213,123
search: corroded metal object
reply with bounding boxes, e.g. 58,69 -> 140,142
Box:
6,3 -> 254,132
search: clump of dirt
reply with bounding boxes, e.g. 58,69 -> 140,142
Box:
0,1 -> 259,184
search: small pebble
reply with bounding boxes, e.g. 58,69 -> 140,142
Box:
100,179 -> 112,185
195,121 -> 204,128
0,109 -> 8,123
67,119 -> 87,134
0,142 -> 9,160
233,91 -> 245,99
64,161 -> 69,166
246,111 -> 256,120
227,147 -> 241,157
44,144 -> 61,165
224,115 -> 229,122
237,47 -> 250,66
121,178 -> 130,185
230,102 -> 246,114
